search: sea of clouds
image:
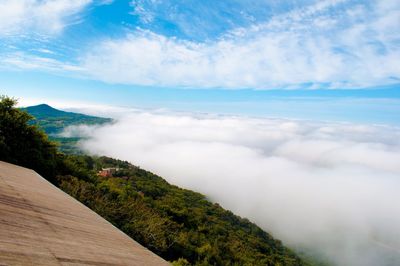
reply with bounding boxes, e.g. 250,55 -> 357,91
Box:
61,108 -> 400,265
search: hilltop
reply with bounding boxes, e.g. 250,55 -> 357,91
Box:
21,104 -> 112,153
22,103 -> 112,134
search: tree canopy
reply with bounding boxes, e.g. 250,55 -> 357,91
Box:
0,96 -> 59,181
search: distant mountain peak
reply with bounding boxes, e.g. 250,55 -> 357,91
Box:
28,103 -> 57,110
22,103 -> 112,121
23,104 -> 67,117
33,103 -> 53,108
20,103 -> 112,153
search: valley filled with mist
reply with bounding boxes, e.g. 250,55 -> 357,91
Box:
60,106 -> 400,266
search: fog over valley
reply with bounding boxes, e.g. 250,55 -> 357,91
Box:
61,108 -> 400,266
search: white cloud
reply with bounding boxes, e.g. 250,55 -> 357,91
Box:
96,0 -> 113,5
0,0 -> 91,36
0,51 -> 83,72
64,108 -> 400,265
130,0 -> 155,23
81,0 -> 400,89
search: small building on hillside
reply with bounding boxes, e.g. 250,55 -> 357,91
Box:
98,168 -> 118,177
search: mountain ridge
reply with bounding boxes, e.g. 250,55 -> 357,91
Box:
21,103 -> 112,154
22,103 -> 112,133
23,103 -> 110,120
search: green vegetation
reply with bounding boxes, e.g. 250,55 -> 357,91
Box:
21,104 -> 112,153
1,96 -> 310,265
58,156 -> 305,265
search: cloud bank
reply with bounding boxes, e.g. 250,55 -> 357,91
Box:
63,109 -> 400,265
81,0 -> 400,89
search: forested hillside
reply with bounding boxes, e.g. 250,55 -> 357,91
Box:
1,96 -> 310,265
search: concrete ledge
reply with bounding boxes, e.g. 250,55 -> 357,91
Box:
0,161 -> 169,265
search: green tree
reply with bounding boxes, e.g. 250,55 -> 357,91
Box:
0,96 -> 59,182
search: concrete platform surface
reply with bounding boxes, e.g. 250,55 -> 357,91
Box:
0,161 -> 170,265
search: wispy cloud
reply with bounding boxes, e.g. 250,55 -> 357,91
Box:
96,0 -> 114,5
0,51 -> 83,72
130,0 -> 156,24
64,108 -> 400,265
0,0 -> 92,36
128,0 -> 314,40
81,0 -> 400,89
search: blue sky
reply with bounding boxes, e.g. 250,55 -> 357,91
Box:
0,0 -> 399,124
